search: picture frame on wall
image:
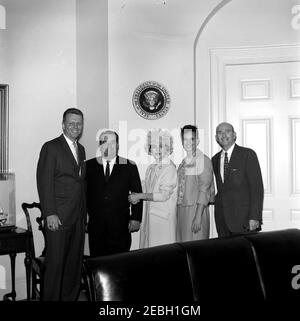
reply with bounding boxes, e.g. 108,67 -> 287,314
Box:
0,84 -> 9,173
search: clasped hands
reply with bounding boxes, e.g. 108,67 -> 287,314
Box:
128,192 -> 141,205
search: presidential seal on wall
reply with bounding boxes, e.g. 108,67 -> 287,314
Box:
132,81 -> 170,120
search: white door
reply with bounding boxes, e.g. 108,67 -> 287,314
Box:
225,61 -> 300,231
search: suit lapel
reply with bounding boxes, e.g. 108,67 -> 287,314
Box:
59,135 -> 80,174
228,144 -> 240,167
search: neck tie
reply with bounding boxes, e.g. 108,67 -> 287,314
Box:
105,161 -> 110,182
224,152 -> 229,182
73,141 -> 79,165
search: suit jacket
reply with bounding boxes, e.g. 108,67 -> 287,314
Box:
37,134 -> 86,225
212,144 -> 264,232
86,156 -> 143,227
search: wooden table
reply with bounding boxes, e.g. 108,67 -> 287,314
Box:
0,227 -> 32,301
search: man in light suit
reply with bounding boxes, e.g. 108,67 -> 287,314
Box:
37,108 -> 86,300
86,130 -> 143,257
212,122 -> 264,237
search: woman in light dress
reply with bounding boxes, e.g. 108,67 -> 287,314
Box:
177,125 -> 215,241
128,129 -> 178,248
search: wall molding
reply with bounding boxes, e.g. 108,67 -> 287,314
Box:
289,77 -> 300,99
241,118 -> 272,195
193,0 -> 233,126
263,209 -> 274,223
241,79 -> 271,100
290,117 -> 300,195
290,209 -> 300,221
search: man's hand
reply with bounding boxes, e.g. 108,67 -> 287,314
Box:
47,215 -> 62,232
128,220 -> 141,233
249,219 -> 260,231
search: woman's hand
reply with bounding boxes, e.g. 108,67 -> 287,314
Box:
191,214 -> 202,233
191,204 -> 204,233
128,192 -> 141,204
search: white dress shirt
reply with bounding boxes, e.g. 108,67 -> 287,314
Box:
63,134 -> 79,164
220,143 -> 235,182
103,157 -> 116,176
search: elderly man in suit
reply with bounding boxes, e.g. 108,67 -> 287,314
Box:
212,122 -> 264,237
86,130 -> 143,257
37,108 -> 86,301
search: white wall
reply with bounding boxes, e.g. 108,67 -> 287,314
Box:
0,0 -> 110,299
108,0 -> 220,171
76,0 -> 109,160
0,0 -> 77,299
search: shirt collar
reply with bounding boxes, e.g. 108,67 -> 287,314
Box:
103,156 -> 116,167
63,134 -> 77,147
222,143 -> 235,158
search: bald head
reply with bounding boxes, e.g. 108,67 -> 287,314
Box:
216,122 -> 235,134
215,122 -> 236,151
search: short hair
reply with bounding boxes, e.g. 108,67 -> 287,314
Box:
99,130 -> 119,145
145,129 -> 174,156
62,108 -> 84,122
180,124 -> 199,141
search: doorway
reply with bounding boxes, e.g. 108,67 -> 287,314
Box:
210,45 -> 300,234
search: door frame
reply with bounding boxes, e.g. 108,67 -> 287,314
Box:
208,44 -> 300,237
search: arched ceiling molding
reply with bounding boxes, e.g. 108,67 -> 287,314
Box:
193,0 -> 232,123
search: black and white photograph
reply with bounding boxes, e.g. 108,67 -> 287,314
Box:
0,0 -> 299,319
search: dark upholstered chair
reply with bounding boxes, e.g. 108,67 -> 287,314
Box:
84,229 -> 300,307
81,255 -> 92,301
22,202 -> 45,300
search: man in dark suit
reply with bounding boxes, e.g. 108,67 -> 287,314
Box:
86,130 -> 143,257
212,122 -> 264,237
36,108 -> 86,301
